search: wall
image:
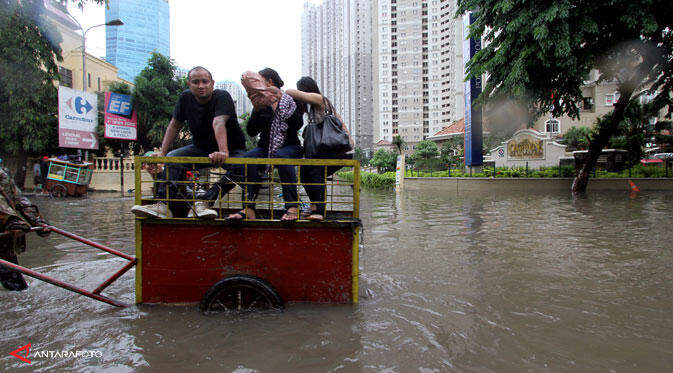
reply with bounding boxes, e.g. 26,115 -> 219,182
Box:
404,177 -> 673,192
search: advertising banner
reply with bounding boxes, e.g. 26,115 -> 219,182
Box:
103,92 -> 137,140
58,86 -> 98,149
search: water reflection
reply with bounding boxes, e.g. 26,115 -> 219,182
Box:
1,190 -> 672,372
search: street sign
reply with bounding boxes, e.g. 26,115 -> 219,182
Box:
58,86 -> 98,149
104,92 -> 137,140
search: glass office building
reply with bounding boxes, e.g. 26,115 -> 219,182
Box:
105,0 -> 170,82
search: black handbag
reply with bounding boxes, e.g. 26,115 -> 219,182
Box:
303,98 -> 352,158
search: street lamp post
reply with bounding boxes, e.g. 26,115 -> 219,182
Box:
80,19 -> 124,93
68,16 -> 123,160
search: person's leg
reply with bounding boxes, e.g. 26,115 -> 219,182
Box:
0,238 -> 28,291
272,145 -> 302,218
199,149 -> 246,202
227,147 -> 266,219
133,144 -> 210,218
155,144 -> 210,198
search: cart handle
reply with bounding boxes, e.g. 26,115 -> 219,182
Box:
0,225 -> 137,308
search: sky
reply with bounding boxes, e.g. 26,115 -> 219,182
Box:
66,0 -> 322,88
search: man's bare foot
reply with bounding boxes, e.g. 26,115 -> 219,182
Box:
226,207 -> 255,220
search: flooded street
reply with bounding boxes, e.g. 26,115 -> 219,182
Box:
1,189 -> 672,372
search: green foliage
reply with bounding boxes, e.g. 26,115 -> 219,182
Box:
238,112 -> 258,150
353,147 -> 371,166
132,52 -> 186,154
411,140 -> 439,165
561,126 -> 591,150
440,138 -> 464,165
0,0 -> 62,183
370,149 -> 397,173
337,171 -> 396,189
392,135 -> 405,154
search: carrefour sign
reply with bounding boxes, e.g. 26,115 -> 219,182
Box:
58,86 -> 98,149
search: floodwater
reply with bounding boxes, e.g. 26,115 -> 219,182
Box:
1,188 -> 672,372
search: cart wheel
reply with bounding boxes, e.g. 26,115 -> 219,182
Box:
50,184 -> 67,198
200,275 -> 283,313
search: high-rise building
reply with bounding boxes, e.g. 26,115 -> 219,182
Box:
373,0 -> 464,151
105,0 -> 170,82
301,1 -> 374,150
215,80 -> 251,117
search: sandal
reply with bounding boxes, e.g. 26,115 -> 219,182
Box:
281,208 -> 299,221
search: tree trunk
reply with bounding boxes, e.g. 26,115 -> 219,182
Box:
13,149 -> 28,190
571,89 -> 633,193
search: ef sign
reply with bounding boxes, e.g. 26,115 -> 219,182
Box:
107,93 -> 132,116
104,92 -> 137,141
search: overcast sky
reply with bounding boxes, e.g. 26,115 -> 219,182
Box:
67,0 -> 321,88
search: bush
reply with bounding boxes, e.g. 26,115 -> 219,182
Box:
337,171 -> 396,189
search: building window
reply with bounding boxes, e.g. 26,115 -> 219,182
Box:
87,73 -> 91,88
545,119 -> 560,133
58,67 -> 72,88
606,91 -> 620,106
97,77 -> 101,91
582,97 -> 594,111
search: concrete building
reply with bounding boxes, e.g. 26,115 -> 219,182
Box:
105,0 -> 170,82
43,0 -> 131,92
301,0 -> 374,150
215,80 -> 251,117
373,0 -> 464,151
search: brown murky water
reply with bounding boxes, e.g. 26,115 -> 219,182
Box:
1,189 -> 672,372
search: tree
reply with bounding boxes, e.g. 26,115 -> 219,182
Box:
353,147 -> 371,166
392,135 -> 405,154
369,149 -> 397,173
238,112 -> 258,150
440,137 -> 464,165
561,126 -> 591,150
0,0 -> 62,187
411,140 -> 439,167
132,52 -> 186,154
457,0 -> 673,192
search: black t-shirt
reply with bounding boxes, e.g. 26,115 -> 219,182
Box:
172,89 -> 246,152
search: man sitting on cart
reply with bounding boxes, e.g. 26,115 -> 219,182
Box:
131,66 -> 248,219
0,159 -> 51,291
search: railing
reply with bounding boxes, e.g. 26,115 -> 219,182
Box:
134,156 -> 360,221
92,157 -> 135,172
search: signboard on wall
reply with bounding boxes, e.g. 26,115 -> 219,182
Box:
463,12 -> 483,167
507,133 -> 545,160
58,86 -> 98,149
104,92 -> 137,140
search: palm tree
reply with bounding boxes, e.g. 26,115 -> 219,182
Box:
392,135 -> 405,155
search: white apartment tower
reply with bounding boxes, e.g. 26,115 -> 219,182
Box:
373,0 -> 464,149
301,1 -> 374,149
215,80 -> 251,116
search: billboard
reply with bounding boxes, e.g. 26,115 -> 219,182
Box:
104,92 -> 137,140
463,12 -> 483,167
58,86 -> 98,149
